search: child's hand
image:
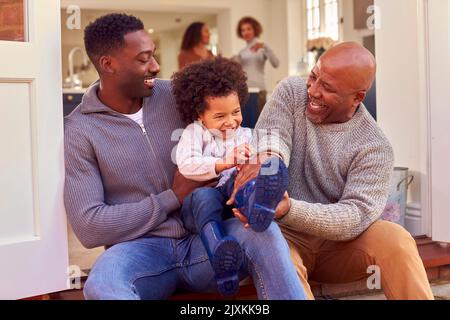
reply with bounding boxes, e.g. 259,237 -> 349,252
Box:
215,144 -> 253,174
227,143 -> 253,166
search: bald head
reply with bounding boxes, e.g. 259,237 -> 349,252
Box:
319,42 -> 376,92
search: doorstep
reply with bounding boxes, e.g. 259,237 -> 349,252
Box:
24,237 -> 450,300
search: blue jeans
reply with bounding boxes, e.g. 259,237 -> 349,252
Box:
180,175 -> 235,233
83,218 -> 306,300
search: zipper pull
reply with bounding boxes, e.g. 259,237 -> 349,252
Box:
140,124 -> 147,135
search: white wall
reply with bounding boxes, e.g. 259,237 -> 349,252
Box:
375,0 -> 429,235
427,0 -> 450,243
287,0 -> 304,76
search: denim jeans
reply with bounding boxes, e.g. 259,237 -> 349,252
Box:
180,175 -> 235,233
83,218 -> 306,300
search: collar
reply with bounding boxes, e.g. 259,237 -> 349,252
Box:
79,80 -> 151,115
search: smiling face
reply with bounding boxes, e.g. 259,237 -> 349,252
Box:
199,92 -> 243,139
305,42 -> 376,125
110,30 -> 160,98
306,63 -> 360,124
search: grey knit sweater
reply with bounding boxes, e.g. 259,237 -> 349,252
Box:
64,80 -> 188,249
255,76 -> 394,241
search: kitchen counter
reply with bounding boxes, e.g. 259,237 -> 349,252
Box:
63,88 -> 87,94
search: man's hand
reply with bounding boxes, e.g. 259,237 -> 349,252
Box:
232,192 -> 291,228
226,161 -> 261,206
226,153 -> 274,206
172,169 -> 217,204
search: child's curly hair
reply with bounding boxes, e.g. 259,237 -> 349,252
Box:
171,57 -> 249,123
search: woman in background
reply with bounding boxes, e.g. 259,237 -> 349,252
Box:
178,22 -> 214,70
234,16 -> 279,116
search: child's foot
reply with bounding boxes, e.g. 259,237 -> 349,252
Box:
211,236 -> 243,297
200,222 -> 243,297
236,157 -> 289,232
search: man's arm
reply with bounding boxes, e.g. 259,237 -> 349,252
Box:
254,77 -> 302,164
281,143 -> 394,241
64,125 -> 191,249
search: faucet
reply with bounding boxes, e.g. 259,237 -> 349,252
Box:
64,47 -> 90,89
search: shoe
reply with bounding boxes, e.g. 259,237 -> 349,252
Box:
235,157 -> 289,232
200,222 -> 243,297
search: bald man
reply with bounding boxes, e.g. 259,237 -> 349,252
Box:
230,42 -> 433,300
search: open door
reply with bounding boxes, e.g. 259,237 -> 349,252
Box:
0,0 -> 69,299
428,0 -> 450,243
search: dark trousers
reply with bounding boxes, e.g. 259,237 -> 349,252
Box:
257,90 -> 267,117
181,175 -> 236,233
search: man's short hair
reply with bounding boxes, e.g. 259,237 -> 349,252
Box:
84,13 -> 144,71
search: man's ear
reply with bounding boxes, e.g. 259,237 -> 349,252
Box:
98,56 -> 115,75
353,90 -> 367,107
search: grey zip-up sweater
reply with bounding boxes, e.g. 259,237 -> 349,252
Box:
64,80 -> 188,249
255,76 -> 394,241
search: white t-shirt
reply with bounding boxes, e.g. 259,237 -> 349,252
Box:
122,108 -> 143,126
176,121 -> 253,187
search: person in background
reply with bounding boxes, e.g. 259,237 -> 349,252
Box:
233,16 -> 279,116
178,22 -> 214,70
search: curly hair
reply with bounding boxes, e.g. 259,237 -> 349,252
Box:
237,16 -> 263,39
84,13 -> 144,71
171,57 -> 249,123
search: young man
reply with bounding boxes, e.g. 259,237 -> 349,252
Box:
63,13 -> 305,300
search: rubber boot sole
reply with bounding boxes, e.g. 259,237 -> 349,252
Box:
248,159 -> 289,232
212,237 -> 244,297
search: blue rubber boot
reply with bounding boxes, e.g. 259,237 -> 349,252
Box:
235,157 -> 289,232
200,222 -> 244,297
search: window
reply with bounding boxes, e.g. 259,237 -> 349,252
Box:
306,0 -> 339,40
307,0 -> 321,40
324,0 -> 339,40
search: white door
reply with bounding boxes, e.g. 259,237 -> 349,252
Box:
0,0 -> 69,299
429,0 -> 450,243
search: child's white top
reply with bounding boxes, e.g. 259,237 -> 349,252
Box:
176,121 -> 253,186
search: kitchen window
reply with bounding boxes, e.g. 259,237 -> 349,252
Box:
306,0 -> 339,40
